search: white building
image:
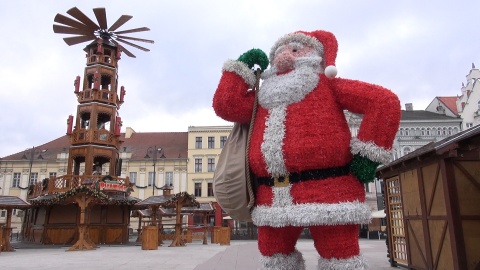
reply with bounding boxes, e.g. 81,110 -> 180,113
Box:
395,103 -> 463,158
456,64 -> 480,130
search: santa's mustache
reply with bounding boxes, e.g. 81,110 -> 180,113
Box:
262,56 -> 323,79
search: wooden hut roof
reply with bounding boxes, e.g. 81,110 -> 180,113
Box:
378,124 -> 480,174
0,195 -> 31,209
133,195 -> 174,209
159,202 -> 215,215
133,192 -> 199,210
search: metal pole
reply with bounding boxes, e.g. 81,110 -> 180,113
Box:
152,145 -> 157,196
28,146 -> 35,187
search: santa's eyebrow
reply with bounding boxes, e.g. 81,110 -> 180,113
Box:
274,42 -> 305,56
289,42 -> 304,49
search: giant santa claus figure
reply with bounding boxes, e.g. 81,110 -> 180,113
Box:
213,30 -> 401,269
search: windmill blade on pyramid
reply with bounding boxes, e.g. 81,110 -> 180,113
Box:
53,7 -> 153,57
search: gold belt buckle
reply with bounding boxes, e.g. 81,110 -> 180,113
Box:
273,175 -> 290,187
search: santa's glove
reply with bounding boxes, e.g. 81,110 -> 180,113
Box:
237,49 -> 269,72
350,154 -> 381,184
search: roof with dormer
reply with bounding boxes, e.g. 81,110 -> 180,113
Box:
437,96 -> 458,115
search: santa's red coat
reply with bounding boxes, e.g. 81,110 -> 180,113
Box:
213,62 -> 401,227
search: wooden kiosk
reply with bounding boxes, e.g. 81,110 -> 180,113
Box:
0,196 -> 31,252
159,202 -> 215,245
377,125 -> 480,269
134,192 -> 200,248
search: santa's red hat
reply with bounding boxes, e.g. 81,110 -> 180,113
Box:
269,30 -> 338,78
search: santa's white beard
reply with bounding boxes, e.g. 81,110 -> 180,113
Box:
258,56 -> 322,177
259,56 -> 322,109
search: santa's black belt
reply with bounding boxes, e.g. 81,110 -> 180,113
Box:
255,164 -> 351,187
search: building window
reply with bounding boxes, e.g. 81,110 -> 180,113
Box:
195,158 -> 202,173
403,147 -> 412,156
148,172 -> 154,186
49,172 -> 57,178
165,172 -> 173,186
29,172 -> 38,186
208,183 -> 214,197
220,136 -> 227,148
421,128 -> 425,136
426,128 -> 431,136
442,127 -> 447,135
129,172 -> 137,184
208,136 -> 215,149
207,158 -> 215,172
0,210 -> 5,218
12,173 -> 21,188
466,122 -> 474,128
195,183 -> 202,197
195,137 -> 202,149
415,128 -> 421,136
399,129 -> 403,136
404,129 -> 409,136
437,128 -> 442,135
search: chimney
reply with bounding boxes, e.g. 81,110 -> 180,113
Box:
125,127 -> 136,138
162,186 -> 172,196
405,103 -> 413,111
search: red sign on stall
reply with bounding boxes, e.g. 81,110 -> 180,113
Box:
99,181 -> 127,192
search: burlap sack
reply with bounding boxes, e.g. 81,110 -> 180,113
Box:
213,123 -> 253,222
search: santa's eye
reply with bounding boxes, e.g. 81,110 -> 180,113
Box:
292,49 -> 298,52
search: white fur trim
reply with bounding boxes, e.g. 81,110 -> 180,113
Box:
350,137 -> 394,164
261,106 -> 288,177
272,186 -> 293,207
324,65 -> 337,78
317,255 -> 368,270
222,59 -> 256,87
270,32 -> 324,62
260,249 -> 306,270
252,200 -> 371,227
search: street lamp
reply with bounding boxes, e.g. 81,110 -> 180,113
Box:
22,146 -> 48,187
144,146 -> 165,196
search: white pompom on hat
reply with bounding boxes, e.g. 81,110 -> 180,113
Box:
269,30 -> 339,78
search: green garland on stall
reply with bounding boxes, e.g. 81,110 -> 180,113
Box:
29,185 -> 138,206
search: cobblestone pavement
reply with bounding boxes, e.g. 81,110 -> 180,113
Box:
1,239 -> 394,269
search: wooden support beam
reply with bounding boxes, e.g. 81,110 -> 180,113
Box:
67,194 -> 97,251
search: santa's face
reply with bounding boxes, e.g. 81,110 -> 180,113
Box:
259,42 -> 323,109
273,42 -> 318,74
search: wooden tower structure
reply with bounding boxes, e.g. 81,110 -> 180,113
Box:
22,7 -> 153,251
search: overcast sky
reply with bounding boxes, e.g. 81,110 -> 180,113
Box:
1,1 -> 480,157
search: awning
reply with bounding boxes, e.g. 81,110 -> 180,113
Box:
371,209 -> 386,218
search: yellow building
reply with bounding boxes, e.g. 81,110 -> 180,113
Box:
186,126 -> 232,201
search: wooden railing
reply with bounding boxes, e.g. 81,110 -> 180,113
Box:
27,175 -> 130,199
77,89 -> 119,106
71,129 -> 119,147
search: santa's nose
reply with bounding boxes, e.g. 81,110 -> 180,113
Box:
274,49 -> 295,73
